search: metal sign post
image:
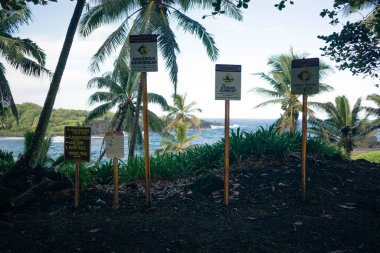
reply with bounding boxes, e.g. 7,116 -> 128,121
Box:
64,126 -> 91,208
130,35 -> 158,208
215,64 -> 241,207
105,131 -> 124,209
291,58 -> 319,202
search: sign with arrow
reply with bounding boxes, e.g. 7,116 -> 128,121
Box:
291,58 -> 319,95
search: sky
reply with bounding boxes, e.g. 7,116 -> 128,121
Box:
6,0 -> 380,120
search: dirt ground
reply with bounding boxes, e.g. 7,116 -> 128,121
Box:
1,154 -> 380,253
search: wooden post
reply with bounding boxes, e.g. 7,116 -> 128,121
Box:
113,157 -> 119,209
224,100 -> 230,206
142,72 -> 152,207
74,161 -> 80,208
301,90 -> 308,202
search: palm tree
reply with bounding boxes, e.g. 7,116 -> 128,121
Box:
155,121 -> 199,154
1,0 -> 86,192
251,48 -> 333,132
164,93 -> 202,132
79,0 -> 243,92
85,59 -> 168,161
309,95 -> 376,156
364,93 -> 380,117
0,5 -> 49,120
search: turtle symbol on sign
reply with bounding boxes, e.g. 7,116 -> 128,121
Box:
223,74 -> 234,84
297,71 -> 313,84
138,45 -> 149,55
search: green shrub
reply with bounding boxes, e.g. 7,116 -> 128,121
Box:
352,151 -> 380,163
0,149 -> 15,173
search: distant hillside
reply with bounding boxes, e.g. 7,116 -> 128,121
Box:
0,103 -> 113,136
0,103 -> 220,137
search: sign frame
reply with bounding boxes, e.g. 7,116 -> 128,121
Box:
215,64 -> 242,100
64,126 -> 91,162
291,58 -> 320,95
130,35 -> 158,72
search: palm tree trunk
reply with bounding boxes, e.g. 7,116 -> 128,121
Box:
128,80 -> 142,161
1,0 -> 86,189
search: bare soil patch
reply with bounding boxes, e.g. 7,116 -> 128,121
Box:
1,154 -> 380,252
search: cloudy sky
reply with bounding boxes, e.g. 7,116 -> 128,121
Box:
6,0 -> 379,119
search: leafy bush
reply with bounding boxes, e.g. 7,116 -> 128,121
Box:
0,149 -> 15,173
54,124 -> 345,186
352,151 -> 380,163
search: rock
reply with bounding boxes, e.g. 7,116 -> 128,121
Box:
188,175 -> 224,195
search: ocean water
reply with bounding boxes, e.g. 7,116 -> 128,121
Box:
0,119 -> 275,162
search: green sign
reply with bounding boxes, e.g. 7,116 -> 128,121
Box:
64,126 -> 91,162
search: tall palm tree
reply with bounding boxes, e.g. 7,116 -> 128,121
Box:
0,5 -> 49,120
309,95 -> 376,156
79,0 -> 243,92
164,92 -> 202,132
155,121 -> 199,154
251,48 -> 333,132
85,59 -> 168,160
1,0 -> 86,192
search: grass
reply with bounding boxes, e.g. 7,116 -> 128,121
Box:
352,151 -> 380,163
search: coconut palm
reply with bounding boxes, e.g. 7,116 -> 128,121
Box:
85,59 -> 168,160
79,0 -> 243,92
155,121 -> 199,154
364,93 -> 380,117
0,5 -> 49,120
251,48 -> 333,132
164,92 -> 202,132
309,95 -> 376,156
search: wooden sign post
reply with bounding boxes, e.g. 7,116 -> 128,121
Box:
105,131 -> 124,209
215,64 -> 242,206
291,58 -> 319,202
130,34 -> 158,208
64,126 -> 91,208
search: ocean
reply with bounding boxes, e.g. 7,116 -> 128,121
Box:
0,119 -> 275,161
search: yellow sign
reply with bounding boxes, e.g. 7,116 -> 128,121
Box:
64,126 -> 91,162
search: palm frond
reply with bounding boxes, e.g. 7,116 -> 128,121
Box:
173,10 -> 218,61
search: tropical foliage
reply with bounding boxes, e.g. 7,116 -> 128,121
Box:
156,121 -> 200,154
85,59 -> 168,160
55,125 -> 345,188
79,0 -> 242,92
164,93 -> 202,132
0,5 -> 48,120
251,48 -> 333,132
309,95 -> 376,156
0,102 -> 113,135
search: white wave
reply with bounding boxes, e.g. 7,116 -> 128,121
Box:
52,136 -> 64,142
0,137 -> 24,140
210,124 -> 240,129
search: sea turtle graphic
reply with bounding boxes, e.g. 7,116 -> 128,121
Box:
223,74 -> 234,83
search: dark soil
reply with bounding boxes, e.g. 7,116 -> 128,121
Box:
1,154 -> 380,253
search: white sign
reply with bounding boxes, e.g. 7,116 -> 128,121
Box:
105,131 -> 124,159
215,64 -> 241,100
291,58 -> 320,95
130,35 -> 158,72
